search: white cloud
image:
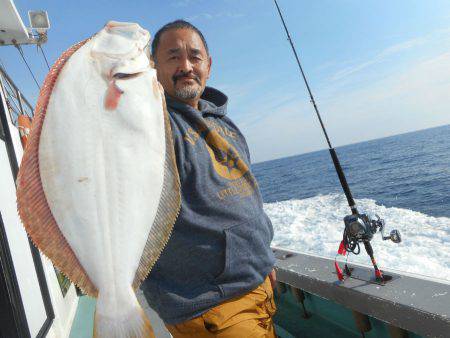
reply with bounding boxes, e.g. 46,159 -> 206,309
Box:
329,27 -> 450,84
330,37 -> 426,82
241,100 -> 323,163
185,12 -> 244,22
171,0 -> 195,7
237,50 -> 450,163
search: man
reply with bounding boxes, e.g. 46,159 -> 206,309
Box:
141,20 -> 277,337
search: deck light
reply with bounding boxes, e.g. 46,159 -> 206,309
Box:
28,10 -> 50,34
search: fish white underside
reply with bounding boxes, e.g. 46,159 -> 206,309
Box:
38,40 -> 165,318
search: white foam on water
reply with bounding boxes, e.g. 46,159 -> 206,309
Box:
265,194 -> 450,281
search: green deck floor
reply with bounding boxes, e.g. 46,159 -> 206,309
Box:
273,284 -> 423,338
69,296 -> 96,338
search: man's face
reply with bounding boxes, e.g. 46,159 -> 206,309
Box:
153,28 -> 211,105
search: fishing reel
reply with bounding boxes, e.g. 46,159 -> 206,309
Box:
343,213 -> 401,255
335,213 -> 402,282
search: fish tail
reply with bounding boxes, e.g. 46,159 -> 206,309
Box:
93,293 -> 155,338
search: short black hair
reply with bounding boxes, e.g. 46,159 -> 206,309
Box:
151,19 -> 209,60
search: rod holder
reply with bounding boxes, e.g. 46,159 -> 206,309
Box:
388,325 -> 409,338
352,310 -> 372,333
290,286 -> 311,319
276,281 -> 287,295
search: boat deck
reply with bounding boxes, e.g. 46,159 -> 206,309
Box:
68,249 -> 450,337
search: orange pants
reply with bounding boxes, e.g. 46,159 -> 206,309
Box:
165,276 -> 277,338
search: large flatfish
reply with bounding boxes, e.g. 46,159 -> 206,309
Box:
16,21 -> 180,338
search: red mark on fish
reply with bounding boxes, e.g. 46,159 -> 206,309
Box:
104,80 -> 123,110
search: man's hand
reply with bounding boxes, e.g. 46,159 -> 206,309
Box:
269,269 -> 277,290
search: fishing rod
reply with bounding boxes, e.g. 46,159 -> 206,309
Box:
273,0 -> 401,282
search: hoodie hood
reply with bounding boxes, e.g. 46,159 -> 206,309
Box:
165,86 -> 228,117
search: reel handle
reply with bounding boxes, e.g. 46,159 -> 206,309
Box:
382,229 -> 402,243
374,214 -> 401,243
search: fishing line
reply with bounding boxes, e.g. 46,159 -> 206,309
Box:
14,43 -> 41,90
38,44 -> 51,71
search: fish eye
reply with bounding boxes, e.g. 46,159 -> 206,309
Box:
113,72 -> 142,80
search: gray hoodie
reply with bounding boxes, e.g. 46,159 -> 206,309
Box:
141,86 -> 275,324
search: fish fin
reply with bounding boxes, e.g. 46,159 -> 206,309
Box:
16,38 -> 98,297
93,293 -> 155,338
132,86 -> 181,290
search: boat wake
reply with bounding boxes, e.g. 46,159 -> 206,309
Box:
265,193 -> 450,281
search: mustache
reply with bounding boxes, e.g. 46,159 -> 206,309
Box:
172,72 -> 201,85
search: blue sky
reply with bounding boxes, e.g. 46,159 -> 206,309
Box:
2,0 -> 450,162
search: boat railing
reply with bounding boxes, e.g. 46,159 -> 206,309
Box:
0,64 -> 35,128
273,247 -> 450,338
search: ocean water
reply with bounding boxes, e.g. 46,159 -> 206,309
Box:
253,125 -> 450,281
